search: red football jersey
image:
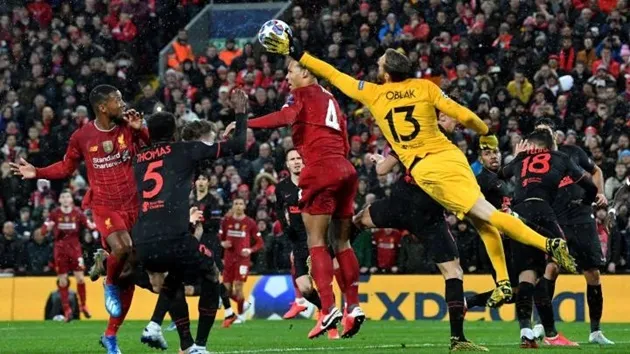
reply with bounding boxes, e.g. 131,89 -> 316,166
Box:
36,122 -> 149,211
248,84 -> 349,165
43,207 -> 89,247
219,215 -> 263,261
372,229 -> 403,269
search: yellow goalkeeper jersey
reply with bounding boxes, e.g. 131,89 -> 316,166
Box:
300,53 -> 488,170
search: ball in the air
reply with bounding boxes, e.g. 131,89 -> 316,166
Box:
258,20 -> 292,50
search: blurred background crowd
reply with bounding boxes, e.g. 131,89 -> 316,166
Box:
0,0 -> 629,277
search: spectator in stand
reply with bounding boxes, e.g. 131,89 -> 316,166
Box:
452,220 -> 480,273
219,37 -> 242,67
605,163 -> 627,200
507,70 -> 534,104
167,29 -> 195,70
0,221 -> 23,273
15,207 -> 34,240
398,233 -> 434,274
23,227 -> 52,275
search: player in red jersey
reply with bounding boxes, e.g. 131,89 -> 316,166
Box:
224,60 -> 364,339
10,85 -> 148,354
43,189 -> 96,321
219,197 -> 263,327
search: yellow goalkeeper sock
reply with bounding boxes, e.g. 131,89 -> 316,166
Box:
489,210 -> 548,252
470,219 -> 509,282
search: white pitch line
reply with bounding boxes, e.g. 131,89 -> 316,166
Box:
215,341 -> 630,354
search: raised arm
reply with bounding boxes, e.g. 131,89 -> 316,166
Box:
248,104 -> 299,129
426,80 -> 488,135
299,53 -> 379,105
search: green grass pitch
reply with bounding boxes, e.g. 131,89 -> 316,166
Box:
0,320 -> 628,353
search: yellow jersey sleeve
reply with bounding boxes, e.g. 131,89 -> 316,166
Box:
300,53 -> 379,105
426,80 -> 489,135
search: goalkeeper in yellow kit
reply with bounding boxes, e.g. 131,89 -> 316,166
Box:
262,31 -> 577,304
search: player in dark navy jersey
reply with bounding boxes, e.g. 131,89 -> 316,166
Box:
132,90 -> 247,354
353,149 -> 487,351
466,135 -> 518,310
498,128 -> 597,348
534,119 -> 614,346
275,148 -> 342,339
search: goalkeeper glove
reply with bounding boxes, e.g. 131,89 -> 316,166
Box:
263,29 -> 304,61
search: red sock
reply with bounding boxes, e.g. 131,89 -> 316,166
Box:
334,267 -> 346,294
105,254 -> 126,285
309,246 -> 334,314
77,282 -> 86,306
336,249 -> 360,307
105,284 -> 135,336
58,284 -> 70,313
237,299 -> 244,314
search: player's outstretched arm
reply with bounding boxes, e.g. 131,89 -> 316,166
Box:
195,90 -> 248,160
263,30 -> 377,105
426,80 -> 488,135
248,104 -> 299,129
299,53 -> 378,105
220,90 -> 248,156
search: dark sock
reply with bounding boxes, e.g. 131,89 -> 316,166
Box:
303,289 -> 322,310
445,279 -> 466,341
196,278 -> 219,347
465,290 -> 493,309
150,291 -> 172,326
167,286 -> 194,350
220,283 -> 232,311
516,282 -> 535,330
547,276 -> 556,298
535,278 -> 557,337
587,284 -> 603,333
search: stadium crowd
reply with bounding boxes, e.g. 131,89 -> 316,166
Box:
0,0 -> 629,277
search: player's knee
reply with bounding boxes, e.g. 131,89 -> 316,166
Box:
75,273 -> 85,284
519,270 -> 537,284
545,262 -> 560,279
584,268 -> 601,285
296,276 -> 312,294
438,260 -> 463,280
335,239 -> 351,252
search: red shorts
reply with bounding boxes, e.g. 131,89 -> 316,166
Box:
54,243 -> 84,274
222,259 -> 250,283
92,206 -> 138,249
298,158 -> 358,218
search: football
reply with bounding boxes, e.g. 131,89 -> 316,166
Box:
257,19 -> 292,50
248,275 -> 315,320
